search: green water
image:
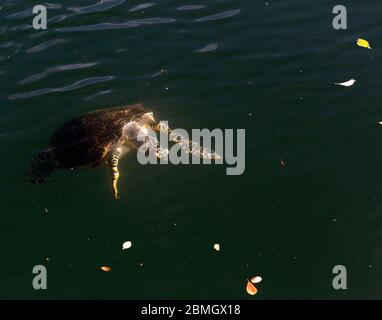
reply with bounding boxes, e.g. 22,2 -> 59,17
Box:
1,0 -> 382,299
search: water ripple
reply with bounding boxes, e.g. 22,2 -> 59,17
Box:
85,89 -> 113,101
6,7 -> 35,19
69,0 -> 125,14
176,5 -> 205,11
48,13 -> 72,24
8,76 -> 114,100
20,62 -> 97,84
26,39 -> 67,53
197,43 -> 218,52
0,25 -> 8,35
29,31 -> 49,39
56,17 -> 176,32
150,69 -> 168,78
10,24 -> 32,31
43,3 -> 62,9
6,3 -> 62,19
129,3 -> 155,12
0,41 -> 20,50
195,9 -> 241,22
0,41 -> 21,62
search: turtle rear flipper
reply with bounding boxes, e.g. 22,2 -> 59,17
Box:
26,149 -> 57,184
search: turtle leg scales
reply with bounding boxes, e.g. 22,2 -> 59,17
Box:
108,147 -> 122,199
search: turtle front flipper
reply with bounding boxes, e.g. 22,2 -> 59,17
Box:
145,135 -> 169,159
170,134 -> 221,160
108,147 -> 122,199
155,123 -> 220,160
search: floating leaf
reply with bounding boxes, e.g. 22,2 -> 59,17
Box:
250,276 -> 263,284
213,243 -> 221,252
246,280 -> 258,295
100,266 -> 111,272
335,79 -> 356,87
122,241 -> 132,250
357,38 -> 371,49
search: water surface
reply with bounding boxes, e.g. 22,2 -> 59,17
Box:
1,0 -> 382,299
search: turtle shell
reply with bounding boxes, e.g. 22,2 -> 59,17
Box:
49,104 -> 151,168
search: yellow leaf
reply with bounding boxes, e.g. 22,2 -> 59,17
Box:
357,38 -> 371,49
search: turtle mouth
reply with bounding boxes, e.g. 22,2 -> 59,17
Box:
155,122 -> 171,134
141,112 -> 156,126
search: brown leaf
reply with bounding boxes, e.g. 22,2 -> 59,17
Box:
246,280 -> 258,295
101,266 -> 111,272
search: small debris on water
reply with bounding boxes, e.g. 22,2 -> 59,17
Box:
122,241 -> 132,250
335,79 -> 356,87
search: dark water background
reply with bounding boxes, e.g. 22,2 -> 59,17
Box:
1,0 -> 382,299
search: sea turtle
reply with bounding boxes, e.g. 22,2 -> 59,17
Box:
26,104 -> 219,199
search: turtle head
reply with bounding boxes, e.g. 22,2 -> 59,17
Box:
123,112 -> 158,147
139,112 -> 157,129
139,112 -> 171,134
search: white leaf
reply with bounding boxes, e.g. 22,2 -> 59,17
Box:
250,276 -> 263,284
335,79 -> 356,87
213,243 -> 220,252
122,241 -> 132,250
